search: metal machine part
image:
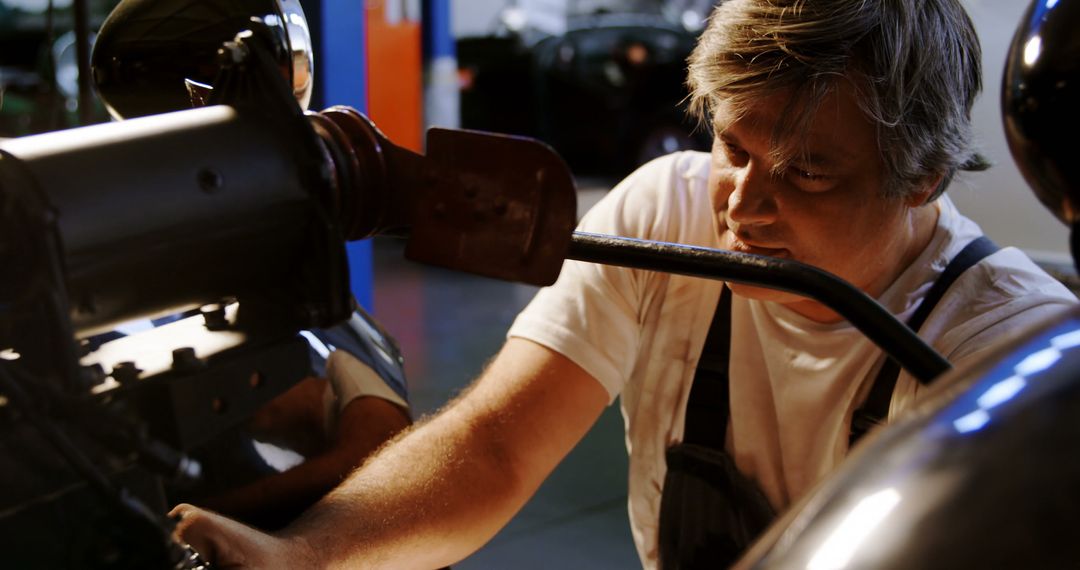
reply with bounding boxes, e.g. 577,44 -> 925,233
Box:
1002,0 -> 1080,226
91,0 -> 310,119
82,304 -> 312,451
276,0 -> 314,110
1,9 -> 580,567
306,106 -> 579,286
1,106 -> 316,336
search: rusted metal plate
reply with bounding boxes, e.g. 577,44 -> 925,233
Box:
404,128 -> 577,286
313,108 -> 577,286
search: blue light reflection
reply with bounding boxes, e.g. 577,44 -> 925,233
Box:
1050,329 -> 1080,350
953,409 -> 990,434
940,317 -> 1080,436
975,376 -> 1027,409
1028,0 -> 1060,43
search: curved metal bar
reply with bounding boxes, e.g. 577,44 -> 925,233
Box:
567,231 -> 950,384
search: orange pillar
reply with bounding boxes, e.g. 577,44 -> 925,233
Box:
366,0 -> 424,153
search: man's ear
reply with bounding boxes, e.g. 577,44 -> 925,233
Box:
906,174 -> 944,207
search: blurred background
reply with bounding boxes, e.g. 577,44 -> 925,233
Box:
0,0 -> 1071,567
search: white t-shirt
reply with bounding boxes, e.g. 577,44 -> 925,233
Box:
507,151 -> 1077,569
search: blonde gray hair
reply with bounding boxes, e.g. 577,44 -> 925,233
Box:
687,0 -> 987,200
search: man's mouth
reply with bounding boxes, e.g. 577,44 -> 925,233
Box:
728,235 -> 788,257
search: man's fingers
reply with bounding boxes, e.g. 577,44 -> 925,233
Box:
172,503 -> 267,568
169,503 -> 317,569
171,504 -> 220,563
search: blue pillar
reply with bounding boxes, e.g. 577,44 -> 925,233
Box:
423,0 -> 460,129
320,0 -> 374,310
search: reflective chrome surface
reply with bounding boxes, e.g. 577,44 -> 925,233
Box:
277,0 -> 314,111
739,307 -> 1080,569
92,0 -> 309,119
1003,0 -> 1080,223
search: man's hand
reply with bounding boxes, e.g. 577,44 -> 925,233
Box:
171,504 -> 319,569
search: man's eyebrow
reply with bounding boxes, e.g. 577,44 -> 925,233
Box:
712,113 -> 857,170
715,128 -> 850,169
716,130 -> 739,144
790,124 -> 862,169
794,151 -> 845,169
792,145 -> 857,170
712,119 -> 747,145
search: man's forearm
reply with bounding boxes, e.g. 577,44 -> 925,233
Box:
280,398 -> 533,569
173,339 -> 609,569
276,339 -> 609,568
197,396 -> 412,529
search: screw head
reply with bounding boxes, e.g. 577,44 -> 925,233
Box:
197,168 -> 224,194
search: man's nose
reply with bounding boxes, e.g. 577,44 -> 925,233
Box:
727,162 -> 778,225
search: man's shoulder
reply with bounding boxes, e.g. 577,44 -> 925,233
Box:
931,246 -> 1077,360
939,197 -> 1077,307
584,151 -> 715,243
969,247 -> 1076,303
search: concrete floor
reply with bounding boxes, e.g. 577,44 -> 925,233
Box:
370,186 -> 640,568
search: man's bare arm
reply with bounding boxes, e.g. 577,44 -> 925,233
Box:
174,337 -> 610,568
195,395 -> 411,529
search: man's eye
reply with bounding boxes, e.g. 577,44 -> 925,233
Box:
795,169 -> 825,181
723,142 -> 747,160
789,167 -> 833,190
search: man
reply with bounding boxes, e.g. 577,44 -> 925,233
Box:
173,1 -> 1077,568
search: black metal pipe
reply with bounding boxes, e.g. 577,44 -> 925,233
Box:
568,231 -> 950,384
0,106 -> 312,335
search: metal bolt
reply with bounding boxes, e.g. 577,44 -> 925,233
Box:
171,347 -> 204,372
197,168 -> 224,194
80,363 -> 106,387
200,303 -> 228,331
111,361 -> 141,385
298,303 -> 326,325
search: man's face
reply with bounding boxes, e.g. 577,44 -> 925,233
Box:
708,82 -> 930,321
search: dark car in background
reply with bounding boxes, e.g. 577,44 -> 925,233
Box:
457,11 -> 711,181
0,0 -> 117,136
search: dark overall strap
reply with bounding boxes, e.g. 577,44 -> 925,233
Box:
850,235 -> 999,444
683,286 -> 733,448
660,286 -> 772,569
